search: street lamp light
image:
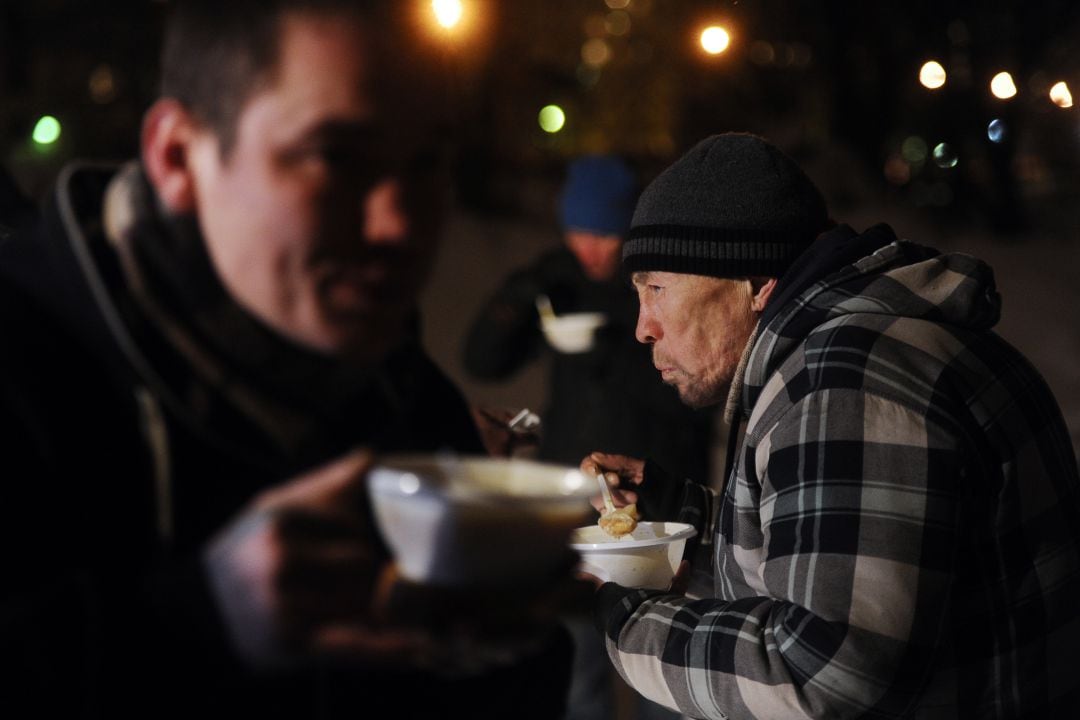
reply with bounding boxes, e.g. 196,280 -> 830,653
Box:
919,61 -> 946,90
700,26 -> 731,55
990,71 -> 1017,100
1050,81 -> 1073,109
432,0 -> 462,30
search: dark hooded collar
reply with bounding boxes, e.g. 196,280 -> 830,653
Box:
758,223 -> 907,331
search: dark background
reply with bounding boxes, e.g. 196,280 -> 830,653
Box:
4,0 -> 1080,233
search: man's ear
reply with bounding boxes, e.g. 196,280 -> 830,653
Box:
141,98 -> 201,214
749,277 -> 778,313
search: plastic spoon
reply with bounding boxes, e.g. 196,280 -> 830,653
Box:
506,408 -> 541,434
596,471 -> 617,515
595,471 -> 639,538
535,294 -> 556,322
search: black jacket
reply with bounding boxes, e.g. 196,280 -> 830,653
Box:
463,246 -> 712,483
0,164 -> 569,719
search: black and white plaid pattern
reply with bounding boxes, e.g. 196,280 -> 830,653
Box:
598,241 -> 1080,718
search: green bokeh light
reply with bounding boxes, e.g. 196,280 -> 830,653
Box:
538,105 -> 566,134
901,136 -> 927,164
32,115 -> 62,145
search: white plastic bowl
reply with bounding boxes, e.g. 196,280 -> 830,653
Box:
570,522 -> 697,589
541,312 -> 607,353
368,454 -> 595,586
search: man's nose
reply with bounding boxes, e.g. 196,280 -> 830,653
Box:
635,307 -> 659,344
363,179 -> 409,244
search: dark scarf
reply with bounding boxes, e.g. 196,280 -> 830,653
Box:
103,163 -> 412,460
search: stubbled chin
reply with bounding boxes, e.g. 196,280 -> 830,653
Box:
672,378 -> 728,411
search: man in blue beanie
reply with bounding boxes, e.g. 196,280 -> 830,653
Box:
464,155 -> 712,475
558,155 -> 638,282
463,155 -> 714,720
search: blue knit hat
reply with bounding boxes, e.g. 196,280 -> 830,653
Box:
558,155 -> 637,237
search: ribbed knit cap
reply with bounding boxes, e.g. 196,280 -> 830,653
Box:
623,133 -> 828,278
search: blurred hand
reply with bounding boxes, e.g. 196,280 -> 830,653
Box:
204,449 -> 428,668
576,568 -> 605,590
581,452 -> 645,514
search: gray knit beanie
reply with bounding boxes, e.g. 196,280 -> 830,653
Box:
623,133 -> 828,278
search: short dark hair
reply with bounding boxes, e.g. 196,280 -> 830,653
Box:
160,0 -> 381,156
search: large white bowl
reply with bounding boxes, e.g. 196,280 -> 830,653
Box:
368,454 -> 595,586
570,522 -> 697,589
541,312 -> 607,353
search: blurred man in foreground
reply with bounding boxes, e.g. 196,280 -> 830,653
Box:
587,133 -> 1080,718
0,1 -> 572,717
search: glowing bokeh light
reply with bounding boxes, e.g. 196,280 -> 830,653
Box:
32,115 -> 61,145
919,61 -> 946,89
749,40 -> 775,65
581,38 -> 612,67
901,136 -> 928,164
883,156 -> 911,186
1050,81 -> 1073,108
89,64 -> 117,104
538,105 -> 566,133
605,10 -> 631,36
605,0 -> 630,8
932,143 -> 958,169
791,43 -> 813,67
990,71 -> 1017,100
700,26 -> 730,55
987,119 -> 1006,143
431,0 -> 462,29
583,14 -> 606,38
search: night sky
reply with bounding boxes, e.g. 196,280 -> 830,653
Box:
3,0 -> 1080,235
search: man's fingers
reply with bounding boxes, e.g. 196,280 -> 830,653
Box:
584,452 -> 645,486
576,569 -> 605,589
590,488 -> 638,513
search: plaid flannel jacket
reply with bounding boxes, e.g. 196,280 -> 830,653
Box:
597,240 -> 1080,719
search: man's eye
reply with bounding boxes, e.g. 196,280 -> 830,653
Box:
648,285 -> 663,294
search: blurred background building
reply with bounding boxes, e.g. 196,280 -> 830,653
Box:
3,0 -> 1079,456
